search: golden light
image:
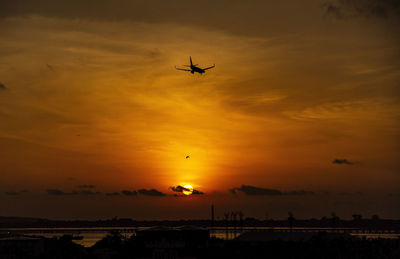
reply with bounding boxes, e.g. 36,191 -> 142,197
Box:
183,184 -> 193,196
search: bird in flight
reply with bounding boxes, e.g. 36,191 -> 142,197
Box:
175,56 -> 215,74
186,155 -> 190,159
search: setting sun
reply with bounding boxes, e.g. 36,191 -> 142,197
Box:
183,185 -> 194,196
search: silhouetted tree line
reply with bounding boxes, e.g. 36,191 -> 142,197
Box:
4,231 -> 398,259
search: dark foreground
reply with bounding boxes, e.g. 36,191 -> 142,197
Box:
1,228 -> 399,259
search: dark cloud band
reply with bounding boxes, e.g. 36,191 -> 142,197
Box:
137,189 -> 166,197
230,185 -> 314,196
46,189 -> 101,195
121,190 -> 138,196
332,158 -> 355,165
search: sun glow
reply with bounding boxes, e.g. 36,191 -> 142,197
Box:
183,184 -> 193,195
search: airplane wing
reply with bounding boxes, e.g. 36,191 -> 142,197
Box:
175,66 -> 191,71
203,64 -> 215,70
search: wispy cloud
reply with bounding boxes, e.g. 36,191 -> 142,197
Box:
0,0 -> 322,37
322,0 -> 400,20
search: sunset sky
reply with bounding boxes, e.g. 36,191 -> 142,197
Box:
0,0 -> 399,220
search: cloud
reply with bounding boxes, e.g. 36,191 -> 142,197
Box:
0,0 -> 328,37
231,185 -> 282,196
192,189 -> 204,195
121,190 -> 138,196
4,191 -> 18,195
46,187 -> 185,197
170,185 -> 191,193
230,185 -> 314,196
106,192 -> 120,196
46,189 -> 65,195
332,158 -> 355,165
74,190 -> 101,195
323,2 -> 343,18
4,189 -> 29,195
0,82 -> 6,90
169,185 -> 204,195
46,189 -> 101,195
322,0 -> 400,20
137,189 -> 166,197
46,63 -> 54,71
229,188 -> 237,195
76,184 -> 96,189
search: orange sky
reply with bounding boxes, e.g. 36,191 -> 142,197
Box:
0,0 -> 399,220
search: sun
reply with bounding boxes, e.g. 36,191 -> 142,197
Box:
183,184 -> 194,196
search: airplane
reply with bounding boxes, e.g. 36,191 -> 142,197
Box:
175,56 -> 215,74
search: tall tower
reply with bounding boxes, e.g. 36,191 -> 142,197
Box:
211,204 -> 215,228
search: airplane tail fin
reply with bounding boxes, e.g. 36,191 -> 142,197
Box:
190,56 -> 193,66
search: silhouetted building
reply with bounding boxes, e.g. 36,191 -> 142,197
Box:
135,226 -> 209,259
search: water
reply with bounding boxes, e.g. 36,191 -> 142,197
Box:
23,232 -> 116,248
1,227 -> 137,247
2,227 -> 399,247
209,227 -> 400,241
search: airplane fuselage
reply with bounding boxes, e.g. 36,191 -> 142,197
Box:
190,65 -> 205,74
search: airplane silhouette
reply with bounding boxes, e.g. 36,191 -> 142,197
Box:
175,57 -> 215,74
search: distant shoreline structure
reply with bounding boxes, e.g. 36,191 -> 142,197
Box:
1,216 -> 400,231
